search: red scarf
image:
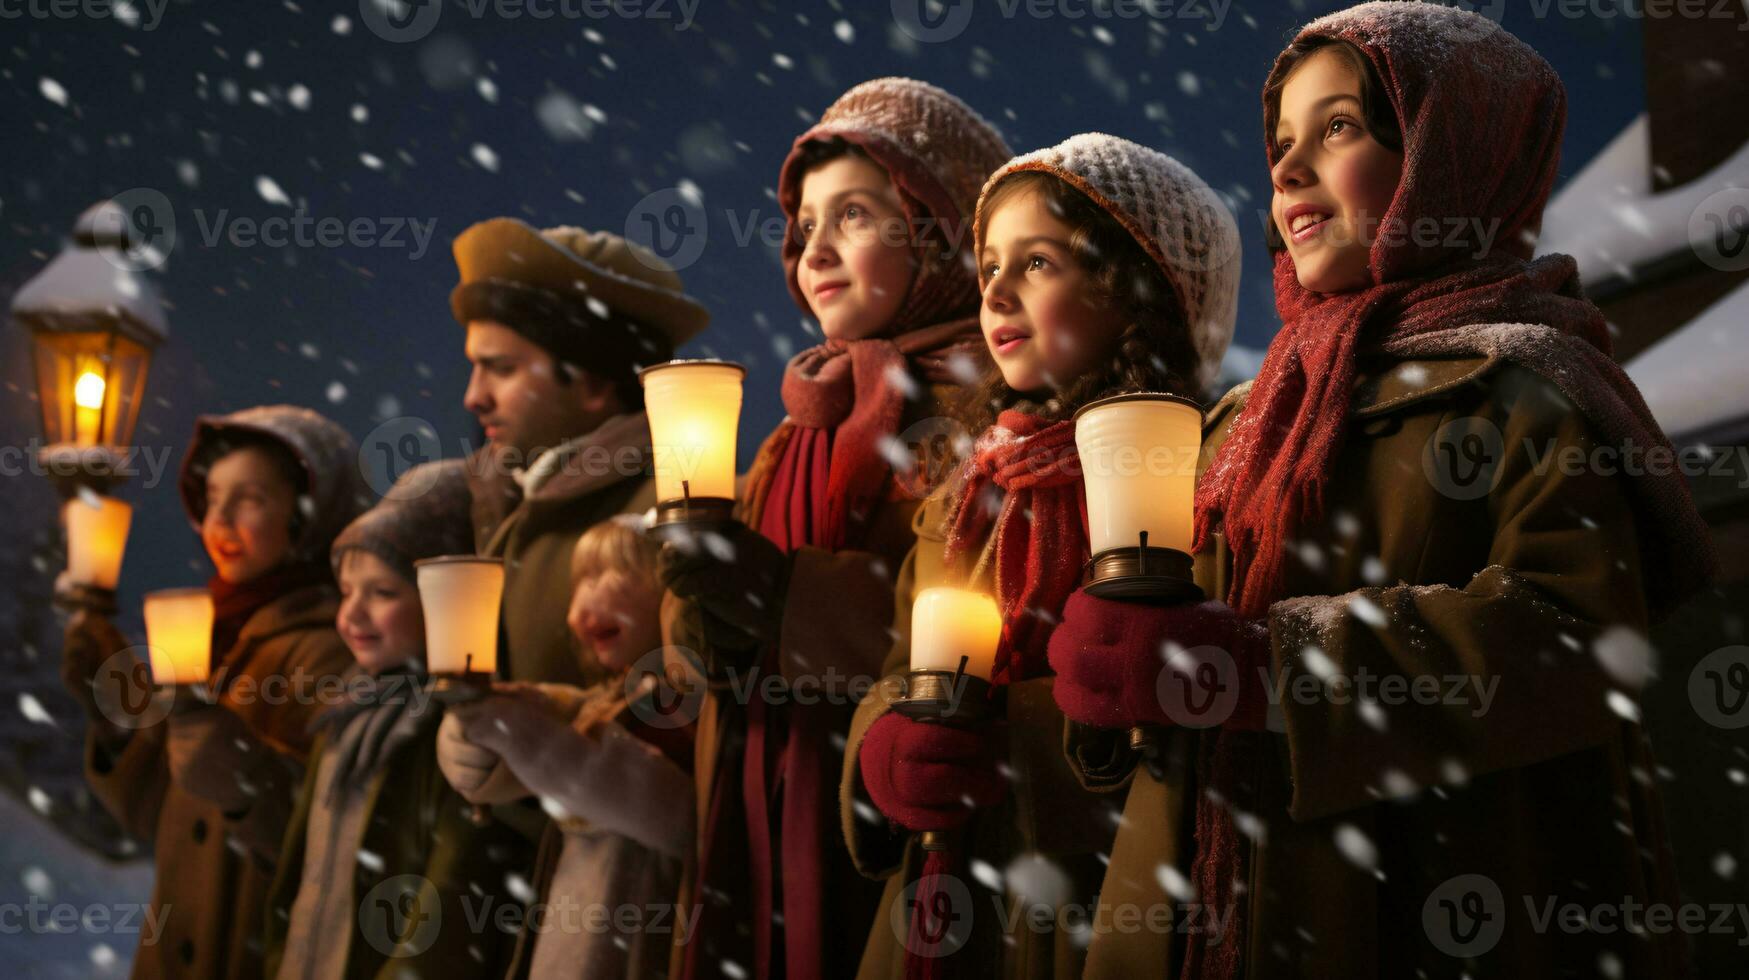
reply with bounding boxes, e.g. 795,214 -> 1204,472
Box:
743,317 -> 985,552
693,318 -> 983,980
943,410 -> 1088,686
1181,10 -> 1717,979
207,562 -> 329,663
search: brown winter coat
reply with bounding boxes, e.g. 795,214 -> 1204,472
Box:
468,413 -> 657,688
672,383 -> 960,977
83,584 -> 353,979
1074,354 -> 1690,978
837,481 -> 1121,980
262,700 -> 533,979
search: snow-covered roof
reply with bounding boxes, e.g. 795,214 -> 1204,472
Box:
1625,278 -> 1749,442
1538,113 -> 1749,289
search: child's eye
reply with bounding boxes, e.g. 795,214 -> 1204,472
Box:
1327,117 -> 1356,139
799,219 -> 815,236
1027,254 -> 1049,271
983,262 -> 1000,279
841,205 -> 867,223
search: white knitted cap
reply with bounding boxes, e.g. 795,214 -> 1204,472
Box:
974,133 -> 1242,392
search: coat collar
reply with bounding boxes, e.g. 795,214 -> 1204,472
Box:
1203,353 -> 1501,437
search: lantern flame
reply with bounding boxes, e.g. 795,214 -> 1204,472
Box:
74,370 -> 107,410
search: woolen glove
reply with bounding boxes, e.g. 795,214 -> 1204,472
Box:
857,712 -> 1007,833
165,702 -> 291,814
1048,591 -> 1273,731
659,521 -> 789,671
61,609 -> 134,729
435,710 -> 532,805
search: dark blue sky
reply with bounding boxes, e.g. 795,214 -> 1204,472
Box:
1,0 -> 1644,622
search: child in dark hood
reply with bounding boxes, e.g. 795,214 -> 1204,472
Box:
1047,5 -> 1714,977
61,405 -> 365,979
265,459 -> 532,979
842,133 -> 1241,979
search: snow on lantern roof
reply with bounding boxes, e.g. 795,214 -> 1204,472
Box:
9,201 -> 169,346
1625,278 -> 1749,443
1538,114 -> 1749,292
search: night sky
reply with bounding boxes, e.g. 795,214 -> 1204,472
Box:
1,0 -> 1644,629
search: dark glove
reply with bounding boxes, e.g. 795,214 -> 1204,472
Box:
61,610 -> 141,736
858,712 -> 1007,833
1048,591 -> 1272,731
165,701 -> 286,814
658,520 -> 788,671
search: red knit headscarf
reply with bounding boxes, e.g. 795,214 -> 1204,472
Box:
1182,8 -> 1716,980
1195,2 -> 1715,623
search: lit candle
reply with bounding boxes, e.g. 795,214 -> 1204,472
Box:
64,494 -> 132,590
73,369 -> 107,446
640,360 -> 745,505
1075,394 -> 1202,556
910,587 -> 1003,682
142,587 -> 215,686
414,556 -> 504,676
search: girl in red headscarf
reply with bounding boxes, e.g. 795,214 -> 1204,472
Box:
1047,5 -> 1715,978
658,78 -> 1011,980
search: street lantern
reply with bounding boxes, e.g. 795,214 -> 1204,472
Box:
13,201 -> 169,612
13,200 -> 169,491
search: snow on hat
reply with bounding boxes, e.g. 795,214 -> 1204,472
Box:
974,133 -> 1242,392
1264,2 -> 1566,283
778,77 -> 1012,334
179,405 -> 368,562
451,219 -> 710,377
330,459 -> 474,581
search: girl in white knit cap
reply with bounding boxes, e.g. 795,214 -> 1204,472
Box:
842,133 -> 1241,979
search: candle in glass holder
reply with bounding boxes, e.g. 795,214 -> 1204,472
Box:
909,587 -> 1002,681
64,494 -> 132,589
142,587 -> 214,686
414,556 -> 504,676
639,360 -> 746,506
1075,393 -> 1201,556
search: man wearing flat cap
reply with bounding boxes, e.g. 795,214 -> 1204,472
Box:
452,218 -> 709,688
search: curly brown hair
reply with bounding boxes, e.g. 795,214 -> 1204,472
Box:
958,170 -> 1201,435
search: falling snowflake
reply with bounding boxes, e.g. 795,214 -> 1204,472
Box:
471,143 -> 500,173
40,77 -> 70,106
256,175 -> 291,207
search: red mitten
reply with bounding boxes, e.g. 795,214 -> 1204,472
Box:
858,712 -> 1006,832
1048,591 -> 1273,731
